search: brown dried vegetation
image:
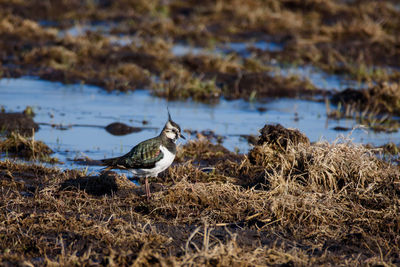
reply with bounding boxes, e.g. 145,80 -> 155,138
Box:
1,124 -> 400,265
0,132 -> 57,163
6,0 -> 400,101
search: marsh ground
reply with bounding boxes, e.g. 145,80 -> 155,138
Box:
1,0 -> 400,266
1,127 -> 400,266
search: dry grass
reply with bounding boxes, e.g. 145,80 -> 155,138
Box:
0,132 -> 57,163
324,82 -> 400,132
152,65 -> 221,101
1,124 -> 399,265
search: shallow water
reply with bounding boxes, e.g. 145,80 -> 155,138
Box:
1,77 -> 400,173
56,22 -> 113,38
224,40 -> 283,54
274,64 -> 366,91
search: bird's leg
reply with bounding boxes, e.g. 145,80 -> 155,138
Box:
145,177 -> 151,200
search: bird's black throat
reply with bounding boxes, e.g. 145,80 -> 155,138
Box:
160,133 -> 177,154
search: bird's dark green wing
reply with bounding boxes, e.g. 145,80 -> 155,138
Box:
101,137 -> 163,169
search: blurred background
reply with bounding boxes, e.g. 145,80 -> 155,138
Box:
1,0 -> 400,170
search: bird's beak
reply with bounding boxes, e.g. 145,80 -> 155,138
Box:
180,133 -> 186,139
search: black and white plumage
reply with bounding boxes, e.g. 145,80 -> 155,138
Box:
101,112 -> 185,199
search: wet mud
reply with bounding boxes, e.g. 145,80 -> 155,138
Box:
0,112 -> 39,136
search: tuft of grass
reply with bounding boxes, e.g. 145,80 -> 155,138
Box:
25,46 -> 78,70
152,66 -> 221,101
0,132 -> 58,163
329,82 -> 400,132
326,98 -> 400,133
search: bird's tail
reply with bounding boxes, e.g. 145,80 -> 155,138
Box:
100,157 -> 119,171
101,165 -> 114,172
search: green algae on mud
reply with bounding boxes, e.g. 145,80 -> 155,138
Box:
1,124 -> 400,266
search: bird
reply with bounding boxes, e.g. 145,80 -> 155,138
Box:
101,111 -> 185,199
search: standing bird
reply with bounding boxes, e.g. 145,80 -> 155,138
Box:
101,112 -> 185,199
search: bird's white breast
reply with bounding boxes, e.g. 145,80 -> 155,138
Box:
155,145 -> 175,172
130,145 -> 175,177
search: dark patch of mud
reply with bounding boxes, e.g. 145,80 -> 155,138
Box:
0,112 -> 39,136
331,88 -> 365,105
60,171 -> 128,196
60,170 -> 165,198
332,126 -> 350,132
256,124 -> 310,149
105,122 -> 142,136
